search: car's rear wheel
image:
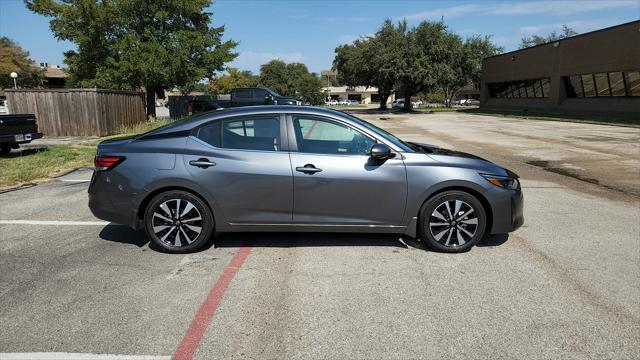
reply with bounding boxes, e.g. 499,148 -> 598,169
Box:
143,190 -> 214,253
419,190 -> 486,253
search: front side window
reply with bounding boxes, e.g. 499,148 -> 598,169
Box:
222,117 -> 281,151
293,116 -> 375,156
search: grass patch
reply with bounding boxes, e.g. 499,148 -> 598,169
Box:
460,108 -> 639,127
0,145 -> 96,187
0,118 -> 175,188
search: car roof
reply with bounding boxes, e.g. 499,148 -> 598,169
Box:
149,106 -> 350,134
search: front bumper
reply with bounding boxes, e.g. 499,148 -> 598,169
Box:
488,187 -> 524,234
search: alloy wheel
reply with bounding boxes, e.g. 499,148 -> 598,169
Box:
151,198 -> 203,248
428,199 -> 479,248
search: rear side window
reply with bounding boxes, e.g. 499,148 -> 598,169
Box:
234,89 -> 252,98
196,121 -> 221,147
222,117 -> 281,151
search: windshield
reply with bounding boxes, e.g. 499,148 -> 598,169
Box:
264,87 -> 281,97
344,114 -> 420,152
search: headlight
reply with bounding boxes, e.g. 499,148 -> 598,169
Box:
481,174 -> 520,190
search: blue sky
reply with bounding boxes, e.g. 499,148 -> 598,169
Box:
1,0 -> 638,75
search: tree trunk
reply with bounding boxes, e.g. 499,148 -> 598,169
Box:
146,85 -> 157,119
378,90 -> 390,110
403,90 -> 413,112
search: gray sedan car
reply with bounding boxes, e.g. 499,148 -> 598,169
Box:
89,106 -> 523,253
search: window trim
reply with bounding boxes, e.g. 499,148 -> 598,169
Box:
286,114 -> 379,157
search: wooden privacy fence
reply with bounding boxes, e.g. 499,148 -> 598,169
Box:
5,88 -> 146,136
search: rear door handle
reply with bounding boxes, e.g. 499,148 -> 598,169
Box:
296,164 -> 322,174
189,158 -> 216,168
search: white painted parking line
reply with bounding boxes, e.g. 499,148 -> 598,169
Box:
0,353 -> 170,360
60,179 -> 91,182
0,220 -> 111,226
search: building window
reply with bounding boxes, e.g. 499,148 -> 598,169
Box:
609,72 -> 626,96
581,74 -> 596,97
594,73 -> 610,96
625,71 -> 640,96
564,70 -> 640,97
488,78 -> 551,99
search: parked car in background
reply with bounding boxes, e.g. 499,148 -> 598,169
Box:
465,99 -> 480,106
89,106 -> 523,254
0,113 -> 43,155
327,99 -> 339,106
346,99 -> 359,106
392,99 -> 405,109
0,99 -> 8,115
412,100 -> 423,108
446,99 -> 462,106
219,87 -> 302,108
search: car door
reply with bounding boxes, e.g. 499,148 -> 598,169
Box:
288,114 -> 407,226
184,114 -> 293,224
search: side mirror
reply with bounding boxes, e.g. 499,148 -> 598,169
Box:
370,143 -> 392,160
265,94 -> 274,102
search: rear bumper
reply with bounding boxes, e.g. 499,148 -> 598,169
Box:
0,132 -> 43,144
88,171 -> 142,229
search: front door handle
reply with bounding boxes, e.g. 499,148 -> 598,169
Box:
189,158 -> 216,168
296,164 -> 322,174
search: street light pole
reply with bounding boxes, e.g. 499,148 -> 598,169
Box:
10,72 -> 18,89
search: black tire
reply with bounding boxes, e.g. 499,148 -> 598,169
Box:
419,190 -> 486,253
0,144 -> 11,155
143,190 -> 214,253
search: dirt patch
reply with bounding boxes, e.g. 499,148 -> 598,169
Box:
526,160 -> 638,197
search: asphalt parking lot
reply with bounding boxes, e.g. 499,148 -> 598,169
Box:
1,112 -> 639,359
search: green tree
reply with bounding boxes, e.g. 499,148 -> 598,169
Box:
259,60 -> 324,105
208,68 -> 258,95
439,35 -> 502,106
333,26 -> 397,109
26,0 -> 238,118
520,25 -> 577,49
0,37 -> 44,89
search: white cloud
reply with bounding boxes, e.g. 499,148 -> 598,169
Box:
519,18 -> 627,35
397,4 -> 480,21
489,0 -> 637,16
231,51 -> 305,73
399,1 -> 638,21
338,33 -> 374,44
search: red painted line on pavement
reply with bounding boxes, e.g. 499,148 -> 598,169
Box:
172,245 -> 253,360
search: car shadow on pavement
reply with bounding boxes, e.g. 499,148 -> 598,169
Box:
99,224 -> 149,247
214,232 -> 411,249
98,225 -> 509,252
477,233 -> 510,247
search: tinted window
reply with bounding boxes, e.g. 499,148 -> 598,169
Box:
625,71 -> 640,96
234,89 -> 252,99
253,88 -> 268,99
541,78 -> 550,97
533,79 -> 544,98
594,73 -> 610,96
582,74 -> 596,97
222,117 -> 280,151
609,72 -> 626,96
293,117 -> 375,156
197,121 -> 221,147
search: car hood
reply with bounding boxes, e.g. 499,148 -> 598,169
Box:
410,142 -> 518,178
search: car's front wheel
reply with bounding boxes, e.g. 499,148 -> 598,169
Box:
143,190 -> 214,253
419,190 -> 486,253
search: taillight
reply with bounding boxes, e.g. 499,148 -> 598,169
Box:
95,156 -> 125,171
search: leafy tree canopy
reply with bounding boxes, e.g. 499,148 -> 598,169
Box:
0,37 -> 44,89
208,68 -> 258,95
26,0 -> 238,117
520,25 -> 577,49
259,60 -> 324,105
